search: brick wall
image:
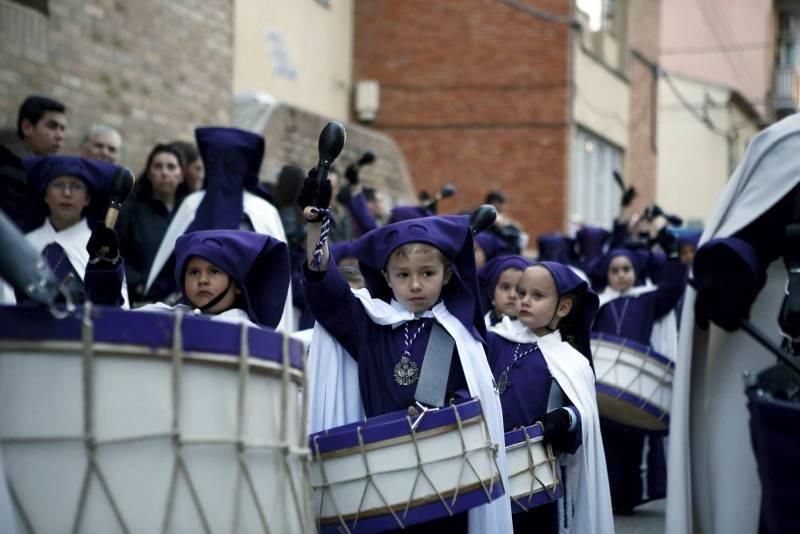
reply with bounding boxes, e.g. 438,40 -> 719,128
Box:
626,0 -> 660,212
353,0 -> 573,238
0,0 -> 232,173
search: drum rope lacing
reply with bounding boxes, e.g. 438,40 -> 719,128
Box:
3,304 -> 314,533
509,422 -> 560,513
595,334 -> 671,420
313,402 -> 501,532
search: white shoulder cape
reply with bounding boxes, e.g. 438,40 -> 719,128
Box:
136,301 -> 256,327
667,113 -> 800,534
23,218 -> 130,308
143,190 -> 292,331
489,317 -> 615,534
306,288 -> 513,534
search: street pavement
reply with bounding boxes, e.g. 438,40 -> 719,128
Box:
614,499 -> 665,534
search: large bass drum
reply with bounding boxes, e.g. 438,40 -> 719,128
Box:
0,304 -> 313,533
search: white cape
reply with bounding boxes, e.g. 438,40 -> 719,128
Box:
489,317 -> 615,534
143,190 -> 292,331
135,301 -> 257,327
666,113 -> 800,534
306,289 -> 513,534
11,218 -> 130,308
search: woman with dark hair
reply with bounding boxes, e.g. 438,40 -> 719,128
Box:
117,143 -> 187,303
170,140 -> 204,192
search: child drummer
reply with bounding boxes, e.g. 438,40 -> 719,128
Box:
592,247 -> 687,515
300,174 -> 512,533
487,262 -> 614,534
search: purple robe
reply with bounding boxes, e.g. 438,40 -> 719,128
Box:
347,191 -> 378,235
304,264 -> 469,417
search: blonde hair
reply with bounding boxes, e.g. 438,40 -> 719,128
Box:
388,242 -> 449,267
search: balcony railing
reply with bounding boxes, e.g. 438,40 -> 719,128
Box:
773,65 -> 800,114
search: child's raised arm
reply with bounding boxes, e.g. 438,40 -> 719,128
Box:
298,168 -> 332,272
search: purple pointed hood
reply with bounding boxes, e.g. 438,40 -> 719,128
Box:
174,229 -> 289,328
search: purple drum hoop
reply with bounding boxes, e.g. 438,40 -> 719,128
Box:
0,305 -> 304,370
310,398 -> 483,453
595,382 -> 670,427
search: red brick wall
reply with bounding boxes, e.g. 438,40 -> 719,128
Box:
626,0 -> 660,212
354,0 -> 573,238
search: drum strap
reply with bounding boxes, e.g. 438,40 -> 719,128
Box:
414,321 -> 455,408
546,379 -> 566,412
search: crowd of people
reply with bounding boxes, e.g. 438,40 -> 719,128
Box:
0,92 -> 796,534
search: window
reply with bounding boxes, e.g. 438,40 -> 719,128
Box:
569,127 -> 623,229
8,0 -> 47,14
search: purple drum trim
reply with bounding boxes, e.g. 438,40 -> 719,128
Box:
510,483 -> 562,514
310,398 -> 483,454
0,305 -> 303,370
595,382 -> 670,427
319,478 -> 505,533
590,332 -> 675,369
504,422 -> 545,447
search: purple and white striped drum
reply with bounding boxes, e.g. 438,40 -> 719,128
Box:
309,398 -> 504,532
504,423 -> 561,513
591,332 -> 674,432
0,304 -> 313,533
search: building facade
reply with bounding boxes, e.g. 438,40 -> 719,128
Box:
0,0 -> 233,170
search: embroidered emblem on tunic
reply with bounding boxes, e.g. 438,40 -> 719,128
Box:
394,355 -> 420,385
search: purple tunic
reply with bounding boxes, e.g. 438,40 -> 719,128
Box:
487,333 -> 581,454
305,264 -> 468,418
593,258 -> 687,345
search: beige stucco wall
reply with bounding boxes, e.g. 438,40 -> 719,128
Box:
656,75 -> 759,225
573,38 -> 631,149
233,0 -> 354,121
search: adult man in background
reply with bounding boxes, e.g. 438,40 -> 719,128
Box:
80,124 -> 122,164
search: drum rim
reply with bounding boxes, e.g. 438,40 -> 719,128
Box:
510,482 -> 562,514
596,382 -> 670,426
0,340 -> 305,384
310,413 -> 485,460
590,333 -> 675,369
504,421 -> 545,447
0,305 -> 304,371
317,475 -> 504,528
309,398 -> 484,455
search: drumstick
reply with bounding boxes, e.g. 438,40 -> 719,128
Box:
423,183 -> 456,209
104,167 -> 135,230
469,204 -> 498,235
740,319 -> 800,375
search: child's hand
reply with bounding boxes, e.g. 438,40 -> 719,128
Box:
297,168 -> 332,222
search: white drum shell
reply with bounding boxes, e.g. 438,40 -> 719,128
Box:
505,432 -> 559,507
0,338 -> 310,534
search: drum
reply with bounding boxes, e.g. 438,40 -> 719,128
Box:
504,423 -> 560,513
591,333 -> 673,432
309,398 -> 503,532
746,365 -> 800,534
0,304 -> 313,533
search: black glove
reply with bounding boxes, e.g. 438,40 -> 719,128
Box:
345,163 -> 360,186
656,226 -> 679,257
86,223 -> 120,263
539,408 -> 572,450
621,186 -> 637,207
296,168 -> 332,216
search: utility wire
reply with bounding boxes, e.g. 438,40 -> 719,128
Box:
661,42 -> 771,55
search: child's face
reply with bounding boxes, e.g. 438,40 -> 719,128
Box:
493,268 -> 522,318
384,246 -> 451,314
608,255 -> 636,292
184,256 -> 239,314
516,266 -> 572,336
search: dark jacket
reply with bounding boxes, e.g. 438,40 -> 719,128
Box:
117,188 -> 185,303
